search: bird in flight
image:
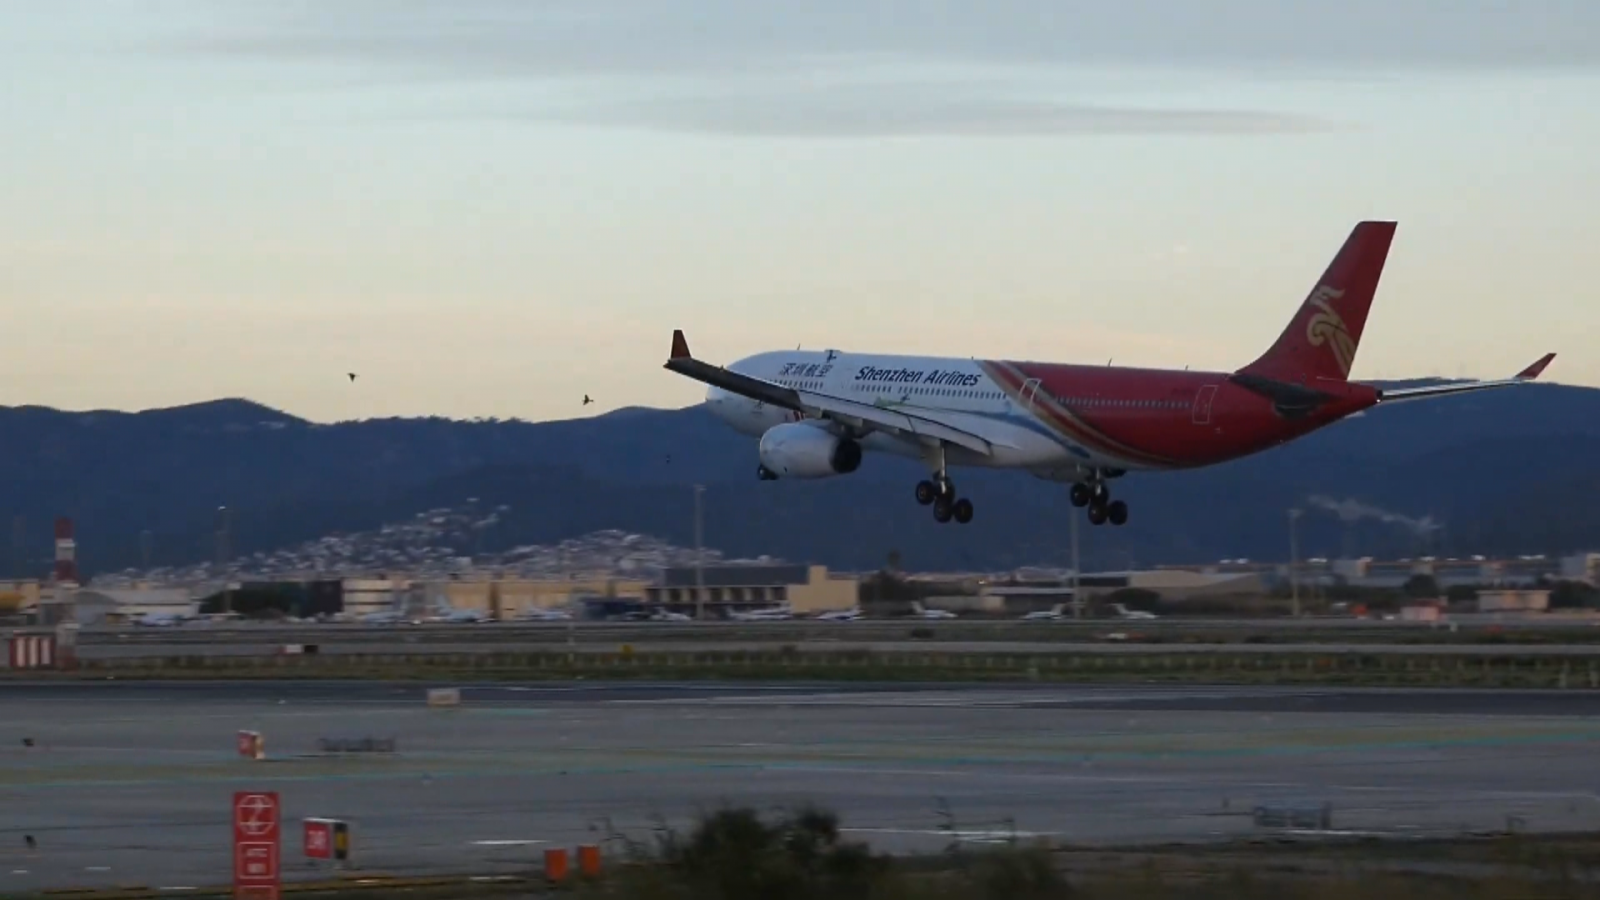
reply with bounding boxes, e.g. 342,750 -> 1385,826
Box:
348,373 -> 357,383
583,395 -> 593,405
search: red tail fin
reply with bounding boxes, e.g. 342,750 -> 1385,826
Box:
1239,220 -> 1396,384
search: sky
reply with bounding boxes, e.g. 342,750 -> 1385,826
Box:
3,0 -> 1597,423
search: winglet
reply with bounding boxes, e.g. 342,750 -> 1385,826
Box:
669,329 -> 691,361
1516,352 -> 1556,380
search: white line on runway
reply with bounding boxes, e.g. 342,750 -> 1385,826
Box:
769,766 -> 1188,784
471,839 -> 547,846
842,828 -> 1059,839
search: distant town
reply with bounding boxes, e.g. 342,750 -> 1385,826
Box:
3,505 -> 1597,628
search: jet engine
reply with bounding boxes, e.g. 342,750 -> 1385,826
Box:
758,422 -> 862,479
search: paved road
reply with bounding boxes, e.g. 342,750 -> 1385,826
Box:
70,638 -> 1600,660
76,615 -> 1600,645
6,680 -> 1600,891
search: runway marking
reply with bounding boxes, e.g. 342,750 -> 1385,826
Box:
602,688 -> 1351,709
470,839 -> 546,846
841,827 -> 1059,844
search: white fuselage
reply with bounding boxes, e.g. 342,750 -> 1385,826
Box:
704,349 -> 1109,477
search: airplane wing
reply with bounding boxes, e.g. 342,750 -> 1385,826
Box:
1373,353 -> 1556,403
663,330 -> 995,455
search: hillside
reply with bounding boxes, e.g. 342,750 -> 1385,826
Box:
2,381 -> 1598,576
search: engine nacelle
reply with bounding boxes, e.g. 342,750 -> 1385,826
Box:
758,423 -> 863,479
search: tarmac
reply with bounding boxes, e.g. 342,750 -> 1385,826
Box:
5,681 -> 1600,891
71,639 -> 1600,660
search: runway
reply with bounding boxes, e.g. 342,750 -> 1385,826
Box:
5,681 -> 1600,891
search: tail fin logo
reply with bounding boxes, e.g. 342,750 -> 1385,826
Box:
1304,285 -> 1355,377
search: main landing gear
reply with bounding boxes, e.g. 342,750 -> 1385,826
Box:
1069,475 -> 1128,527
915,474 -> 973,525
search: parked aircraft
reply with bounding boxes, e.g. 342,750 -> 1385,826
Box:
729,606 -> 793,621
817,608 -> 864,621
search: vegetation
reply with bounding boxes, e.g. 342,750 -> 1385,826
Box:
11,808 -> 1600,899
573,806 -> 1600,900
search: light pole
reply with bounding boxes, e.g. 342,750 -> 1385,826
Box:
216,506 -> 232,615
693,485 -> 705,620
10,515 -> 22,581
1288,508 -> 1302,618
1070,510 -> 1082,619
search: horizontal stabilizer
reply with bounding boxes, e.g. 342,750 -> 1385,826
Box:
1375,353 -> 1556,403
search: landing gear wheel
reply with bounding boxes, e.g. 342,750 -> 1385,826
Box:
932,496 -> 954,523
915,480 -> 937,505
1087,503 -> 1108,526
1107,500 -> 1128,526
952,498 -> 974,524
1069,483 -> 1090,508
757,464 -> 777,481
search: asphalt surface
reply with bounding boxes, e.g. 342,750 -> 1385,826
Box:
72,639 -> 1600,660
79,615 -> 1600,644
5,681 -> 1600,891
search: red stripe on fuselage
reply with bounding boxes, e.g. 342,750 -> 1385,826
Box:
983,360 -> 1380,469
980,361 -> 1181,467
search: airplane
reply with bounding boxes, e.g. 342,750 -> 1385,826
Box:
729,606 -> 793,621
426,598 -> 491,624
133,611 -> 191,627
664,221 -> 1554,527
358,609 -> 408,625
518,607 -> 575,622
1109,602 -> 1158,620
1020,604 -> 1067,622
817,607 -> 864,621
910,601 -> 957,620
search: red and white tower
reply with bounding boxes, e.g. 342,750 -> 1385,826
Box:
53,517 -> 78,587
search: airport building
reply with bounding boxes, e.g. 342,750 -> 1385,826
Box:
0,581 -> 41,616
1476,588 -> 1552,613
643,564 -> 858,616
69,588 -> 196,625
414,576 -> 650,618
1159,554 -> 1577,591
227,575 -> 651,618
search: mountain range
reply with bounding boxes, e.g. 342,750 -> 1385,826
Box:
2,380 -> 1598,578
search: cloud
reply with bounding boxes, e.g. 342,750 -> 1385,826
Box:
176,0 -> 1600,76
540,87 -> 1333,138
160,0 -> 1596,137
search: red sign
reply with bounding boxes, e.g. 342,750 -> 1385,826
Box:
304,819 -> 332,860
233,792 -> 280,899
